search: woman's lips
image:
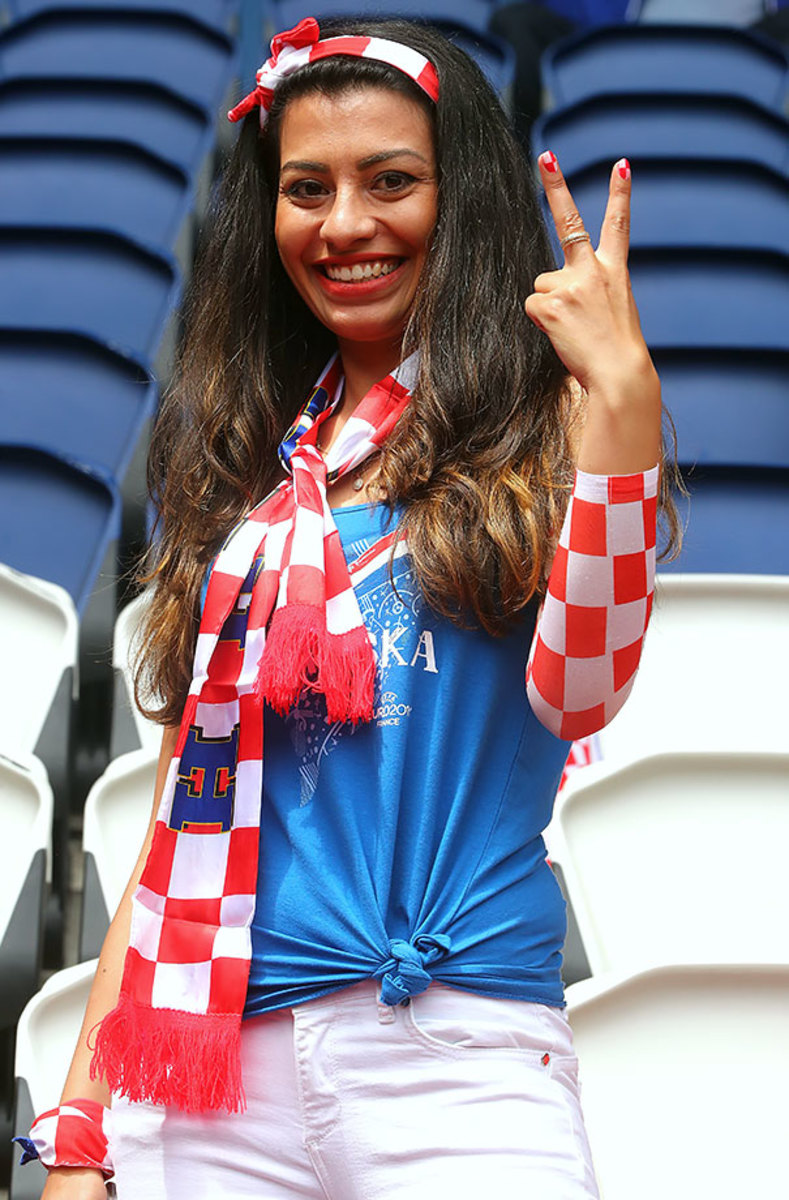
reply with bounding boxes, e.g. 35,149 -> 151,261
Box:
313,258 -> 407,298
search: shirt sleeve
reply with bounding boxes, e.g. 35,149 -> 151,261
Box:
526,465 -> 659,740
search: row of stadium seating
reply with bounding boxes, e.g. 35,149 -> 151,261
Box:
1,5 -> 787,1198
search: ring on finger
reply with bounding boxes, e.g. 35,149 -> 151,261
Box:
560,231 -> 592,248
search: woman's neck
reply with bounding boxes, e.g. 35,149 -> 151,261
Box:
336,338 -> 402,415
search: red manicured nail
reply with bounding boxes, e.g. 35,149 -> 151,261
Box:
616,158 -> 631,180
539,150 -> 559,174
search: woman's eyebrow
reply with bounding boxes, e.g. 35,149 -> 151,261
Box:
280,149 -> 429,173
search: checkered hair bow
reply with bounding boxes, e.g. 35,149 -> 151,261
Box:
227,16 -> 439,126
90,353 -> 417,1115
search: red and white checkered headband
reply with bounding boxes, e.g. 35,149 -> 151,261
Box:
227,15 -> 440,126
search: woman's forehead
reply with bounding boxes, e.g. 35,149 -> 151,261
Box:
278,86 -> 434,164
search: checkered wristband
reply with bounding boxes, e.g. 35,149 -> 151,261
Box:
527,465 -> 658,740
13,1098 -> 113,1178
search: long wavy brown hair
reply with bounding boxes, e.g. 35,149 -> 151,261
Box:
134,18 -> 679,725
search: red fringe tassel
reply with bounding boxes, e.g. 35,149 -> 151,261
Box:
257,604 -> 375,724
90,995 -> 245,1115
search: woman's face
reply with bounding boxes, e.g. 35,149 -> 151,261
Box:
275,85 -> 438,354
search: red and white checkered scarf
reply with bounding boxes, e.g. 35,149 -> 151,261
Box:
91,354 -> 417,1114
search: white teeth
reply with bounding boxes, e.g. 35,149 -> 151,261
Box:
324,259 -> 400,281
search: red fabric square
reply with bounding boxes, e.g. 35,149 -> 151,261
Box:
162,896 -> 222,926
608,473 -> 644,503
643,493 -> 658,549
123,947 -> 156,1004
559,703 -> 605,741
140,824 -> 177,894
223,826 -> 259,895
548,543 -> 568,602
614,552 -> 647,604
208,955 -> 251,1013
157,916 -> 216,964
569,497 -> 607,556
565,604 -> 607,658
614,638 -> 643,693
529,637 -> 565,709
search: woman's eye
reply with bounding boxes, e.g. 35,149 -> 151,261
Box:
283,179 -> 328,201
374,171 -> 416,194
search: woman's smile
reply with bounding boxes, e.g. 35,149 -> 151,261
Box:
275,88 -> 437,352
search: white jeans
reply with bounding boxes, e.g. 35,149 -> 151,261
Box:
110,981 -> 600,1199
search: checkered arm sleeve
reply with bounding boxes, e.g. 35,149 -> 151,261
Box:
526,466 -> 659,740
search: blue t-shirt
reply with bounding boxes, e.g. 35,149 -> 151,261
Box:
242,501 -> 572,1016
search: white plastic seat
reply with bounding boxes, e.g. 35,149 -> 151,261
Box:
598,573 -> 789,762
566,963 -> 789,1200
0,563 -> 77,757
80,748 -> 158,959
0,753 -> 53,1026
553,749 -> 789,975
111,589 -> 162,755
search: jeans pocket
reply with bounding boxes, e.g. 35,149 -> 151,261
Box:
403,988 -> 561,1061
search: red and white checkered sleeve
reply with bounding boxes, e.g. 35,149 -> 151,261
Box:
526,465 -> 659,740
14,1098 -> 113,1178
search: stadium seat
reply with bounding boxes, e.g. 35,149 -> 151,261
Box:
558,158 -> 789,255
0,754 -> 52,1032
111,591 -> 162,758
0,78 -> 216,190
10,960 -> 97,1200
554,750 -> 789,974
0,564 -> 77,761
80,749 -> 158,960
628,247 -> 789,351
0,138 -> 195,271
5,0 -> 240,33
566,964 -> 789,1200
532,92 -> 789,177
597,573 -> 789,760
667,467 -> 789,573
0,9 -> 237,114
653,348 -> 789,470
0,228 -> 179,376
0,331 -> 157,485
541,23 -> 789,112
0,445 -> 120,617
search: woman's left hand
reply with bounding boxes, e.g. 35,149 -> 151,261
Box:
525,151 -> 662,474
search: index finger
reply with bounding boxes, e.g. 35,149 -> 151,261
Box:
537,150 -> 594,263
597,157 -> 632,265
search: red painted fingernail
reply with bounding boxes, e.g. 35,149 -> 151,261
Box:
616,158 -> 631,180
539,150 -> 559,174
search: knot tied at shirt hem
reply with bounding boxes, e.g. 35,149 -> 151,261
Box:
375,934 -> 452,1006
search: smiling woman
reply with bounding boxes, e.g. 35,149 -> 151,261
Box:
27,15 -> 681,1200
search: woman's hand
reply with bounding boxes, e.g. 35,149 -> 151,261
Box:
40,1166 -> 108,1199
525,152 -> 662,474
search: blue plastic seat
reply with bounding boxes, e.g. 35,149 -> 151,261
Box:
0,445 -> 120,616
664,468 -> 789,575
542,24 -> 789,112
0,138 -> 193,261
554,158 -> 789,256
0,9 -> 236,113
653,348 -> 789,471
5,0 -> 240,33
533,92 -> 789,178
627,248 -> 789,351
271,0 -> 495,35
267,3 -> 516,100
0,228 -> 179,371
0,78 -> 214,180
0,331 -> 157,483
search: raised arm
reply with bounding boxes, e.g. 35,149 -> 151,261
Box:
524,153 -> 662,739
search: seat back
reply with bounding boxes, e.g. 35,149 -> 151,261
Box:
567,964 -> 789,1199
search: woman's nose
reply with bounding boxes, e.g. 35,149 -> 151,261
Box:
319,187 -> 377,247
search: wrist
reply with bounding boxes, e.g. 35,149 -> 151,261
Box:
15,1098 -> 113,1180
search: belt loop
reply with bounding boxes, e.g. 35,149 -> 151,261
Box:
375,982 -> 396,1024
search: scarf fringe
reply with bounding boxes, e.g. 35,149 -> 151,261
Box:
257,603 -> 375,724
90,996 -> 244,1115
